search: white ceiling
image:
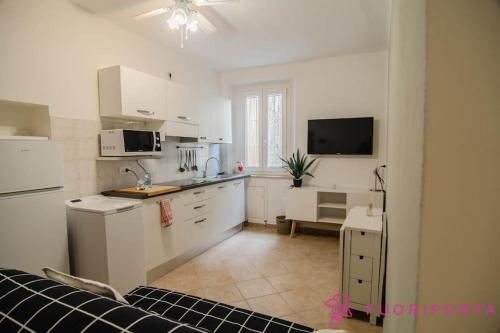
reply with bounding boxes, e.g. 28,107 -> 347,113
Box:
71,0 -> 390,70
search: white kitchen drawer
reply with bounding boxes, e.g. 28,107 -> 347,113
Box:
349,278 -> 372,305
349,254 -> 373,281
351,230 -> 379,256
182,188 -> 214,205
184,213 -> 214,247
185,199 -> 213,220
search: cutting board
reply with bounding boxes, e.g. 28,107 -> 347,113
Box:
115,185 -> 181,197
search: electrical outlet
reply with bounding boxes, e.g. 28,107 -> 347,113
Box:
119,167 -> 128,175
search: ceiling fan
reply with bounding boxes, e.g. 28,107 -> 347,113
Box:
133,0 -> 237,48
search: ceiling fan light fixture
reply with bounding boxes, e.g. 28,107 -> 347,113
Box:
167,7 -> 188,29
187,19 -> 199,32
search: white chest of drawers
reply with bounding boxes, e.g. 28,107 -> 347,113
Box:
340,206 -> 386,325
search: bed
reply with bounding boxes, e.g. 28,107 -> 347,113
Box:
0,268 -> 315,333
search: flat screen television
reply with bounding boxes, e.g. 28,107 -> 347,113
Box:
307,117 -> 374,155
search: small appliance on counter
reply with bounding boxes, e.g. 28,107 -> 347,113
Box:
66,195 -> 145,294
100,129 -> 161,157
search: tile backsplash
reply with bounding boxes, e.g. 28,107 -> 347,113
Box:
51,117 -> 222,199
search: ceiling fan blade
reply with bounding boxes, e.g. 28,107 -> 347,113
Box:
192,0 -> 237,6
133,7 -> 170,20
192,11 -> 217,34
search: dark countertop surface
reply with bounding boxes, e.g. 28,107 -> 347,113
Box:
102,174 -> 249,199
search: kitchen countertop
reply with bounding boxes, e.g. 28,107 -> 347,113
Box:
102,174 -> 249,199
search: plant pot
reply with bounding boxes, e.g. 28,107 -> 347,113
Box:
293,178 -> 303,187
276,216 -> 292,234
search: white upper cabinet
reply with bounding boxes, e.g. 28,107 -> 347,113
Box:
198,97 -> 232,144
98,66 -> 167,121
165,81 -> 199,125
213,98 -> 232,144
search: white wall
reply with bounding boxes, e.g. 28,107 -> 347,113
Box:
0,0 -> 221,198
384,0 -> 426,332
417,1 -> 500,332
219,51 -> 388,189
0,0 -> 218,121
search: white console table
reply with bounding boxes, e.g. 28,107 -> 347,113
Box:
285,186 -> 383,237
340,207 -> 386,325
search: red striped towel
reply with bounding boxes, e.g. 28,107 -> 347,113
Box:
159,199 -> 173,228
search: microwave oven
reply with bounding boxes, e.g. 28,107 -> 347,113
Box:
100,129 -> 162,156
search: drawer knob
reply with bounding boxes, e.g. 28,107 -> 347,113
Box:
361,231 -> 365,236
358,280 -> 362,284
359,256 -> 364,260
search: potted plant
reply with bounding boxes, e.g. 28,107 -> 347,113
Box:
279,148 -> 317,187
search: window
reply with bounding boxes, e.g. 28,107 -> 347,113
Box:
241,86 -> 288,170
245,95 -> 260,168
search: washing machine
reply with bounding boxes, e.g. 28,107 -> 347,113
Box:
66,195 -> 145,294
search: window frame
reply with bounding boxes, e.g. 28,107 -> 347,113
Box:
239,83 -> 289,172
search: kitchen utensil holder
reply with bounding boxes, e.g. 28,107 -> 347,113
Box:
176,146 -> 204,149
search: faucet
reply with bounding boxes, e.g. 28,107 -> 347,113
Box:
203,157 -> 221,178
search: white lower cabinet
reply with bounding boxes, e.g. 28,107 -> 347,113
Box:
214,182 -> 232,232
230,180 -> 245,228
246,186 -> 266,223
143,192 -> 187,270
143,179 -> 247,275
184,213 -> 215,247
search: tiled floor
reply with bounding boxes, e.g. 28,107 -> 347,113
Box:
151,224 -> 383,332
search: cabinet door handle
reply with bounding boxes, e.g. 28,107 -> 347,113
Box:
193,204 -> 205,210
218,138 -> 223,141
177,115 -> 191,121
359,256 -> 364,260
137,109 -> 155,116
233,182 -> 241,186
217,185 -> 226,189
193,191 -> 204,195
194,218 -> 207,224
358,280 -> 363,284
200,136 -> 207,140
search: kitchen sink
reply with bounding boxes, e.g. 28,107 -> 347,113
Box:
191,176 -> 217,182
191,174 -> 235,182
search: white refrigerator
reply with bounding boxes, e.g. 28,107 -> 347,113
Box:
0,138 -> 69,274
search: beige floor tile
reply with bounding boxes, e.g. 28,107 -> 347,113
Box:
266,273 -> 305,293
246,294 -> 294,317
203,283 -> 243,303
197,268 -> 233,288
280,287 -> 317,312
192,257 -> 224,273
225,263 -> 263,282
171,262 -> 196,275
296,309 -> 331,329
184,288 -> 206,299
281,313 -> 305,326
236,278 -> 276,299
254,261 -> 289,277
150,224 -> 380,333
225,300 -> 251,310
151,272 -> 203,293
